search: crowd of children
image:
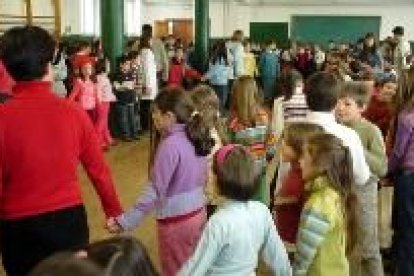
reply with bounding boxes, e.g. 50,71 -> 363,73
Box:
1,22 -> 414,276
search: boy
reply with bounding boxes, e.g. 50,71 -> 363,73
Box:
259,40 -> 280,104
335,81 -> 387,276
113,55 -> 139,141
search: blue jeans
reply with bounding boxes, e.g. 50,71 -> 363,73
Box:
212,85 -> 228,114
395,170 -> 414,276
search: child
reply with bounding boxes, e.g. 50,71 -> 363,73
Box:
294,133 -> 356,276
96,59 -> 116,149
69,60 -> 100,123
179,145 -> 291,275
204,40 -> 231,113
228,76 -> 274,205
128,50 -> 144,137
274,122 -> 323,245
388,67 -> 414,275
168,47 -> 201,89
259,40 -> 280,103
294,46 -> 312,79
363,74 -> 398,137
243,40 -> 258,77
336,81 -> 387,276
86,236 -> 158,276
107,87 -> 215,276
113,55 -> 139,141
190,85 -> 229,217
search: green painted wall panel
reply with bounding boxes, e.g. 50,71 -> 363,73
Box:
250,22 -> 289,47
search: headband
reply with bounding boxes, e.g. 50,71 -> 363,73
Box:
215,144 -> 239,167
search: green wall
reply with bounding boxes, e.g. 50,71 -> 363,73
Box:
250,22 -> 289,47
291,16 -> 381,47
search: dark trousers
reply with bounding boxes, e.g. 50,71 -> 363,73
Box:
394,170 -> 414,276
212,85 -> 228,115
116,102 -> 140,139
140,99 -> 153,132
0,205 -> 89,276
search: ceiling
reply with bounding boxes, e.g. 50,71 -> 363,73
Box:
143,0 -> 414,5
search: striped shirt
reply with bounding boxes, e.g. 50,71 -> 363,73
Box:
282,92 -> 308,121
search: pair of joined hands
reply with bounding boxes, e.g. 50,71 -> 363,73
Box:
106,217 -> 123,234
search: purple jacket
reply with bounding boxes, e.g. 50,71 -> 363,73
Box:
117,124 -> 207,230
389,109 -> 414,173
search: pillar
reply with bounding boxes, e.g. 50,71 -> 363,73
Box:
101,0 -> 124,73
194,0 -> 209,73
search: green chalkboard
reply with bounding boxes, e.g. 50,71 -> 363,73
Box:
291,16 -> 381,47
250,22 -> 289,47
411,41 -> 414,53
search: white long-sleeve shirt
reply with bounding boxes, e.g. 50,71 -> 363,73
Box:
140,48 -> 158,100
179,200 -> 292,276
306,111 -> 370,186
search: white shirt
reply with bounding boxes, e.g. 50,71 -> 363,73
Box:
140,48 -> 158,100
306,111 -> 370,186
179,201 -> 291,276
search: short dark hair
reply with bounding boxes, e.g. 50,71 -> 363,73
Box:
29,252 -> 102,276
306,72 -> 341,112
127,50 -> 140,60
0,25 -> 55,81
214,146 -> 259,201
393,26 -> 404,35
87,236 -> 158,276
117,55 -> 130,67
339,81 -> 371,108
142,24 -> 153,38
95,59 -> 107,75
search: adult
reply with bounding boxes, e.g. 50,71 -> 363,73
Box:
226,30 -> 245,80
141,24 -> 169,84
391,26 -> 411,72
0,26 -> 122,276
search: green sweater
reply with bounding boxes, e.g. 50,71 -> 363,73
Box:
345,118 -> 387,178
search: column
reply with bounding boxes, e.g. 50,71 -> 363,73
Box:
101,0 -> 124,73
194,0 -> 209,72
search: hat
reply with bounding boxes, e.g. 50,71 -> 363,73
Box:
392,26 -> 404,35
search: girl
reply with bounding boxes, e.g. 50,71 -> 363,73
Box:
294,133 -> 356,276
190,85 -> 229,217
274,123 -> 323,245
204,40 -> 231,113
69,60 -> 100,123
228,76 -> 274,205
107,87 -> 215,276
243,40 -> 258,78
259,40 -> 280,103
359,33 -> 384,71
388,67 -> 414,275
96,59 -> 116,149
179,145 -> 291,276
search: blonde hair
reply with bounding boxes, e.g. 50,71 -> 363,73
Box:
230,76 -> 262,127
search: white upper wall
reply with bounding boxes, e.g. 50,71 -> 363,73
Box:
142,1 -> 414,41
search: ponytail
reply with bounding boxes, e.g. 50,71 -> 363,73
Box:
154,87 -> 215,157
186,112 -> 215,156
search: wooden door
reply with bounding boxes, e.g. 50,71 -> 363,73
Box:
172,19 -> 193,47
154,20 -> 168,39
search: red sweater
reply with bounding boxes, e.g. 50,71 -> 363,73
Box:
363,95 -> 394,137
274,162 -> 304,243
0,81 -> 122,220
0,61 -> 15,94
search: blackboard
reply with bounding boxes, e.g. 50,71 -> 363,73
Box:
291,15 -> 381,47
250,22 -> 289,47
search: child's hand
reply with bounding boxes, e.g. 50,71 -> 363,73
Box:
106,217 -> 122,234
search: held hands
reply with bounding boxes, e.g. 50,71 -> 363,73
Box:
106,217 -> 123,234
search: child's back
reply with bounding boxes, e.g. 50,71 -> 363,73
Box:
179,200 -> 290,276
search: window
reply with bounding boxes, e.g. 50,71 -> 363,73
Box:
125,0 -> 141,36
80,0 -> 100,35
